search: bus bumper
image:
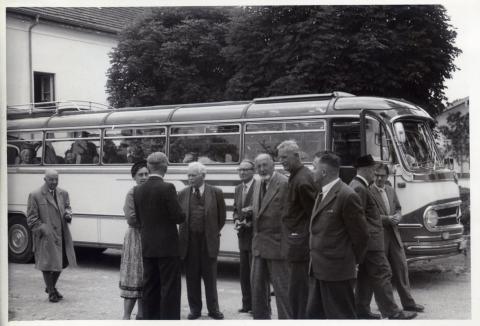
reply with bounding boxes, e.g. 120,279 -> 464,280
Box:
405,237 -> 468,263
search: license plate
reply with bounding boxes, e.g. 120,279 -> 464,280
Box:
459,240 -> 468,250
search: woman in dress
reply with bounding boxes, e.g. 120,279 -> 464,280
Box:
119,160 -> 149,319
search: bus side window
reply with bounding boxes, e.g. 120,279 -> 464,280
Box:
103,127 -> 166,164
331,120 -> 361,166
45,130 -> 100,164
244,120 -> 326,162
7,132 -> 43,165
169,124 -> 240,164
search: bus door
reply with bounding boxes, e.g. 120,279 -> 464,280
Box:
360,110 -> 396,185
330,118 -> 360,184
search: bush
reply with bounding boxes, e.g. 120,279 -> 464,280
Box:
459,186 -> 470,234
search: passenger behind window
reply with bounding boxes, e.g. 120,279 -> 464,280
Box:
71,139 -> 98,164
65,150 -> 78,164
183,152 -> 197,163
103,140 -> 127,164
127,143 -> 145,163
19,148 -> 39,164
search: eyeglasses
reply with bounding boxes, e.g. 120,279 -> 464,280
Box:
237,168 -> 254,172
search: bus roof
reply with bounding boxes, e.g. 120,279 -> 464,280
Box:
7,93 -> 432,130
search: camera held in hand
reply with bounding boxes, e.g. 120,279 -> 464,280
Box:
235,206 -> 253,231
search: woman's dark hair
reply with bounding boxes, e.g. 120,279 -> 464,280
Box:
131,160 -> 147,178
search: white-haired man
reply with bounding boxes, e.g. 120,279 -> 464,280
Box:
178,162 -> 226,320
251,153 -> 292,319
27,169 -> 77,303
277,140 -> 317,319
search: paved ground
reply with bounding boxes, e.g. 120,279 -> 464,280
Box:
8,246 -> 470,321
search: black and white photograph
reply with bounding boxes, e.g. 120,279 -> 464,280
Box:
0,0 -> 477,324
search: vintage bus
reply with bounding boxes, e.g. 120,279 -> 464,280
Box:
6,93 -> 467,264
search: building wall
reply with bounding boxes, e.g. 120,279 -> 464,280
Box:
6,15 -> 118,107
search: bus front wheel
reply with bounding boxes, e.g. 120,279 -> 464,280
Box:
8,215 -> 34,263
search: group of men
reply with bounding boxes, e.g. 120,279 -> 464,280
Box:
233,140 -> 424,319
27,139 -> 424,320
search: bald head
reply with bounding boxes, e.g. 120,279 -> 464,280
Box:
44,169 -> 59,190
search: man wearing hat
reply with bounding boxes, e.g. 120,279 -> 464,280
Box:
349,155 -> 416,320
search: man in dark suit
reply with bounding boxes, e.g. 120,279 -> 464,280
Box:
368,164 -> 424,312
350,155 -> 416,320
178,162 -> 226,320
306,151 -> 369,319
134,152 -> 185,320
232,159 -> 256,313
251,153 -> 292,319
277,140 -> 317,319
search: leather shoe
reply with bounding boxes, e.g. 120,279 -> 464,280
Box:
357,312 -> 381,319
48,292 -> 59,303
45,288 -> 63,300
187,312 -> 201,320
54,288 -> 63,299
404,304 -> 424,312
208,311 -> 224,320
389,310 -> 417,319
238,308 -> 251,313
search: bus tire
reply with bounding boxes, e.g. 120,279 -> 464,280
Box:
8,215 -> 34,263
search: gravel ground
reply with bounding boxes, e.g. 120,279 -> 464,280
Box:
8,246 -> 470,321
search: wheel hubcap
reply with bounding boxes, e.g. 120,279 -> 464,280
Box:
9,224 -> 29,254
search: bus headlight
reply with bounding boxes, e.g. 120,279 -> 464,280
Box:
425,209 -> 439,229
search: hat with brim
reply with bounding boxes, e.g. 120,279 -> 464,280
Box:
354,154 -> 376,168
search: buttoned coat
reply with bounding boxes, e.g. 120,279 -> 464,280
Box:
233,180 -> 255,251
178,184 -> 226,259
349,176 -> 385,251
369,184 -> 403,247
251,171 -> 288,260
309,180 -> 369,281
27,184 -> 77,271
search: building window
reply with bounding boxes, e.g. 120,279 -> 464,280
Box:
34,72 -> 55,103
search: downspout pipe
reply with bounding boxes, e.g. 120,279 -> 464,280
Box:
28,15 -> 40,104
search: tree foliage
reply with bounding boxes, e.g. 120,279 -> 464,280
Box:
439,112 -> 469,171
107,7 -> 232,107
107,6 -> 460,115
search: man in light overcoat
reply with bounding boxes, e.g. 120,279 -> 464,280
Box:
27,169 -> 77,303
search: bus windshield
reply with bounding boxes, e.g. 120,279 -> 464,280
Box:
394,119 -> 444,172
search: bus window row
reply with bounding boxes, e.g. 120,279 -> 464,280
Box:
6,120 -> 327,165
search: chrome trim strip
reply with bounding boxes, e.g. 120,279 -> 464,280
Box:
406,251 -> 465,263
398,223 -> 423,228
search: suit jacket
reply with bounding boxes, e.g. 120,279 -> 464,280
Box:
27,184 -> 77,271
178,184 -> 226,259
251,171 -> 288,260
309,180 -> 369,281
134,176 -> 186,258
233,180 -> 255,251
349,176 -> 385,252
369,184 -> 403,247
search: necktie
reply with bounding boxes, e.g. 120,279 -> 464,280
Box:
194,187 -> 201,200
51,190 -> 59,207
260,180 -> 267,204
242,184 -> 248,207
